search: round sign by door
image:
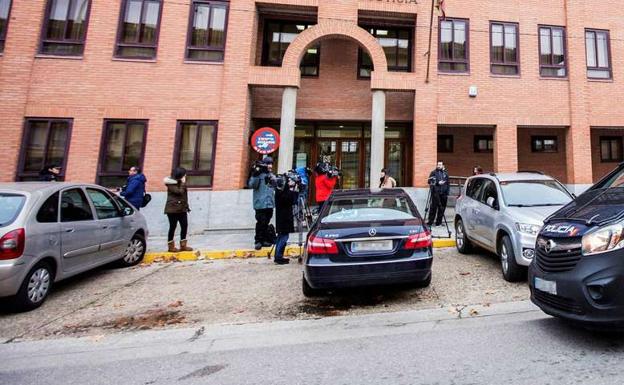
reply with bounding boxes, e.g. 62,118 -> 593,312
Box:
251,127 -> 280,154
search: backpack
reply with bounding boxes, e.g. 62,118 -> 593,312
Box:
141,193 -> 152,208
267,224 -> 277,243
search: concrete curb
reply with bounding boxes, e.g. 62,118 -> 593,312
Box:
142,239 -> 456,264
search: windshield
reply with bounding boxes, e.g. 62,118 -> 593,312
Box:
0,194 -> 27,227
321,196 -> 417,223
501,181 -> 573,207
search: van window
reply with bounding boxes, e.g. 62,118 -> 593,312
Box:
61,189 -> 94,222
37,192 -> 59,223
0,194 -> 26,227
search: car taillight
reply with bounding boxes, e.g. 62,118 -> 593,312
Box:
404,231 -> 432,250
307,235 -> 339,255
0,228 -> 25,260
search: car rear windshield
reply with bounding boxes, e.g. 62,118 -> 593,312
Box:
500,181 -> 573,207
321,196 -> 417,223
0,194 -> 27,227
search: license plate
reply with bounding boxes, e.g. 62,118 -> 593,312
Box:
535,277 -> 557,295
351,240 -> 393,253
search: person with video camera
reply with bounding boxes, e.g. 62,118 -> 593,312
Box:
314,161 -> 339,209
427,161 -> 450,227
272,174 -> 299,265
248,157 -> 276,251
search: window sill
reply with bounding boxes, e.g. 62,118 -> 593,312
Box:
187,187 -> 213,190
490,74 -> 521,79
35,54 -> 83,60
112,57 -> 157,63
588,78 -> 613,83
184,60 -> 224,65
438,71 -> 470,76
539,76 -> 568,81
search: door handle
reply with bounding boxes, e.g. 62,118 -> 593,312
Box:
65,228 -> 75,233
102,226 -> 109,230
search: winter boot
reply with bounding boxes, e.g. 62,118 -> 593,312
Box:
168,241 -> 179,253
180,239 -> 194,252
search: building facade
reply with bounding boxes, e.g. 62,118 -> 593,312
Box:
1,0 -> 623,234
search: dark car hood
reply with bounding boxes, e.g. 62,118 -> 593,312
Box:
546,188 -> 624,229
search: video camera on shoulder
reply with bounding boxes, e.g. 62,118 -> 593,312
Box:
251,160 -> 270,177
315,161 -> 341,178
271,170 -> 302,191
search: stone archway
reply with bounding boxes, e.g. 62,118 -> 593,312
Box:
276,21 -> 388,187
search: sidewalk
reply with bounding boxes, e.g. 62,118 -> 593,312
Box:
145,214 -> 456,264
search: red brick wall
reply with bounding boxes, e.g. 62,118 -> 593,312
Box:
517,127 -> 568,183
437,126 -> 494,177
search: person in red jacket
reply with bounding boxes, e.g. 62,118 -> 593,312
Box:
314,162 -> 338,208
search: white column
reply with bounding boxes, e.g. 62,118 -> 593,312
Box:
370,90 -> 386,187
278,87 -> 298,174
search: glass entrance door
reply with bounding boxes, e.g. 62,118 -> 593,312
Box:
317,140 -> 362,189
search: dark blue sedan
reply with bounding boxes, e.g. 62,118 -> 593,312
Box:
302,188 -> 433,296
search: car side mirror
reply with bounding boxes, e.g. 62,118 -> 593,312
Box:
486,196 -> 497,209
122,207 -> 133,217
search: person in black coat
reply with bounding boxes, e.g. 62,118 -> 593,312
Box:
273,175 -> 299,265
428,161 -> 450,226
38,164 -> 61,181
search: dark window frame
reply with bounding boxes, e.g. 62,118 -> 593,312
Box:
97,119 -> 149,186
531,135 -> 559,153
39,0 -> 93,56
600,136 -> 623,163
357,24 -> 413,79
172,120 -> 219,188
0,0 -> 13,53
538,25 -> 568,78
114,0 -> 164,60
16,118 -> 73,181
261,18 -> 320,77
585,28 -> 612,80
437,134 -> 454,153
185,0 -> 229,62
438,17 -> 470,73
474,135 -> 494,153
489,21 -> 520,76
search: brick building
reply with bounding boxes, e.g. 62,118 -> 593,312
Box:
1,0 -> 623,234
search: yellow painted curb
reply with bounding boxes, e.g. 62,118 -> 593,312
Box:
143,240 -> 456,265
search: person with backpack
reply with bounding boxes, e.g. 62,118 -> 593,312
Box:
120,166 -> 147,210
164,168 -> 193,253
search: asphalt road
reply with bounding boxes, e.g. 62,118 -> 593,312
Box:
3,300 -> 624,385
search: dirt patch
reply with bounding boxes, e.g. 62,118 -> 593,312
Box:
62,307 -> 187,335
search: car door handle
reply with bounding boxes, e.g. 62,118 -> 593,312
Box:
102,225 -> 109,230
65,228 -> 75,233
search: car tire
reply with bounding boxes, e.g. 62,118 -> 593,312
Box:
302,276 -> 323,298
117,234 -> 146,267
412,273 -> 432,288
455,218 -> 473,254
499,235 -> 525,282
12,261 -> 53,312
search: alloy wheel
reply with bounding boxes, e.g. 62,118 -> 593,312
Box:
124,238 -> 145,264
456,222 -> 465,249
500,243 -> 509,273
27,268 -> 51,304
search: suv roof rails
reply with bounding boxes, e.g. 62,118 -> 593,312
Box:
517,170 -> 545,175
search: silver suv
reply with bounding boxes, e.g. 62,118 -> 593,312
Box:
0,183 -> 148,311
454,172 -> 574,282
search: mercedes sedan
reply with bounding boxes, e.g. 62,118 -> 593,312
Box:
302,188 -> 433,296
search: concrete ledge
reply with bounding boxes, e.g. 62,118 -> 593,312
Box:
142,240 -> 456,264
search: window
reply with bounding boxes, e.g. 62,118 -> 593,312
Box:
37,192 -> 60,223
86,188 -> 122,219
0,0 -> 12,53
479,180 -> 498,206
438,135 -> 453,153
600,136 -> 623,163
359,26 -> 412,78
585,29 -> 611,79
98,120 -> 147,188
474,135 -> 494,153
61,188 -> 94,222
115,0 -> 162,59
439,18 -> 469,73
539,26 -> 566,77
40,0 -> 91,56
173,121 -> 218,187
17,119 -> 72,181
466,178 -> 486,200
186,0 -> 228,62
532,136 -> 558,153
262,20 -> 320,76
490,22 -> 519,75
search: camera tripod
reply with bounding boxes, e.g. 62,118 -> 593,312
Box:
424,187 -> 452,239
267,193 -> 313,261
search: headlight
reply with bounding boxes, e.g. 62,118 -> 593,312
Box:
582,222 -> 624,256
516,223 -> 542,236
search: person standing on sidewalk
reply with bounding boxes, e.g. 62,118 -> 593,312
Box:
273,176 -> 298,265
120,166 -> 146,210
379,168 -> 397,188
164,167 -> 193,253
427,161 -> 450,227
248,157 -> 275,250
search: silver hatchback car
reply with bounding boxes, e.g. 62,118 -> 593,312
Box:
454,172 -> 574,282
0,183 -> 148,311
